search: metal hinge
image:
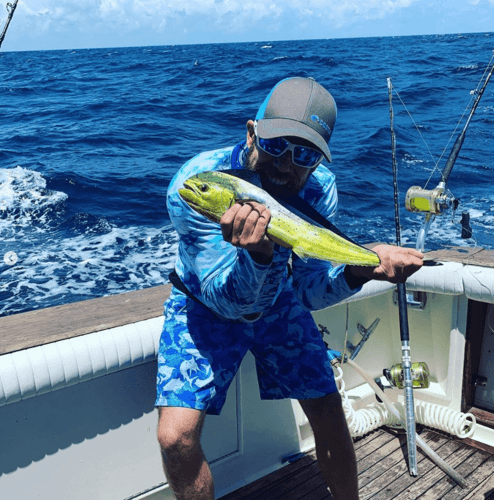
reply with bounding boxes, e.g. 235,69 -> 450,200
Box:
474,375 -> 488,387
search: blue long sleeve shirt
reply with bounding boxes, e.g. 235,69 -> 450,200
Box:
167,142 -> 362,321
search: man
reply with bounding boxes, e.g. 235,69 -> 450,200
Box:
156,77 -> 423,500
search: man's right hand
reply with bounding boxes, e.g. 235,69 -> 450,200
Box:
220,202 -> 274,263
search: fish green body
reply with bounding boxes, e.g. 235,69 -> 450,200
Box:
179,171 -> 380,267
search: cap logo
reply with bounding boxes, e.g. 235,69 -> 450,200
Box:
311,114 -> 332,139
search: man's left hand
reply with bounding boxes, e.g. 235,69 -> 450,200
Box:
347,244 -> 424,285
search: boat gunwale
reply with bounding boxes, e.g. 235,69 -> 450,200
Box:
1,246 -> 494,357
0,284 -> 171,356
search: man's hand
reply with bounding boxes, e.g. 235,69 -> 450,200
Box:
346,244 -> 424,285
220,202 -> 274,263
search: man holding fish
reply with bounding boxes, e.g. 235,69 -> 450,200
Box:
156,77 -> 423,500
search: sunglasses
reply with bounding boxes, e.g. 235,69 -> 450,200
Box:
254,127 -> 323,168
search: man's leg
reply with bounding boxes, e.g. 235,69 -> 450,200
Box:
299,392 -> 359,500
157,406 -> 214,500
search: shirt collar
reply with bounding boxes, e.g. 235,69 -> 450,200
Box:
230,141 -> 249,170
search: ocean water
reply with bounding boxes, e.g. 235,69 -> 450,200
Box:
1,33 -> 493,317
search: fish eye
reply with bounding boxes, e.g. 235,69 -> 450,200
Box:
199,184 -> 208,192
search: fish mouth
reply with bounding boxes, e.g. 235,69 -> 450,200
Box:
178,185 -> 200,208
178,184 -> 221,222
180,180 -> 200,194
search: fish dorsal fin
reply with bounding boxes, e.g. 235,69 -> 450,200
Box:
270,190 -> 361,247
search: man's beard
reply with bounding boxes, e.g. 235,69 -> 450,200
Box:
246,144 -> 307,195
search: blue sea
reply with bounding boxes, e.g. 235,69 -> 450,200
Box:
1,33 -> 494,317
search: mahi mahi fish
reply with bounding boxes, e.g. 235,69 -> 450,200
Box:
178,170 -> 380,267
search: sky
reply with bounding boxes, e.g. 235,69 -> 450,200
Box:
0,0 -> 493,52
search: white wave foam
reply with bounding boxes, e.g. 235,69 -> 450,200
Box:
0,165 -> 180,316
402,153 -> 425,166
0,166 -> 67,217
1,224 -> 179,316
468,208 -> 484,219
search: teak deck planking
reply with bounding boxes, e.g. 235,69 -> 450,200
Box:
0,284 -> 171,355
219,428 -> 494,500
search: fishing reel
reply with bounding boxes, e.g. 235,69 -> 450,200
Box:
383,361 -> 430,390
374,361 -> 430,403
405,184 -> 458,216
405,183 -> 472,248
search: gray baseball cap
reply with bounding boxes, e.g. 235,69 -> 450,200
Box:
255,77 -> 337,162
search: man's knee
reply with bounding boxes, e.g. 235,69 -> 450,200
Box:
157,407 -> 206,459
158,425 -> 197,458
299,392 -> 342,418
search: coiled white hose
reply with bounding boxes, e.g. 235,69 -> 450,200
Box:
336,365 -> 398,437
415,400 -> 476,438
334,365 -> 476,439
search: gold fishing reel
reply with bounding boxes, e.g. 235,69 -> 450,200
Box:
405,185 -> 457,215
384,361 -> 430,389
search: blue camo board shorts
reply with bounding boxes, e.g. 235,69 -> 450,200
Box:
155,288 -> 337,415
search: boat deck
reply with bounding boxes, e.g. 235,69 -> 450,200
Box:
219,427 -> 494,500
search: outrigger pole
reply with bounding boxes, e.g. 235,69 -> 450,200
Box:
405,51 -> 494,251
387,77 -> 418,476
0,0 -> 18,50
441,55 -> 494,185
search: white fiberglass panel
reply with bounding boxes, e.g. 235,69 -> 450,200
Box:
0,361 -> 238,500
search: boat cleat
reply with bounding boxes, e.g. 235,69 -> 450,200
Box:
346,317 -> 380,361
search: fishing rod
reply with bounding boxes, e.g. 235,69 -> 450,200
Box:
405,51 -> 494,251
384,53 -> 494,480
387,77 -> 418,476
0,0 -> 18,50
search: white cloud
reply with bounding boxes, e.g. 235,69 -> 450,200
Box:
296,0 -> 420,26
17,0 -> 419,34
8,0 -> 489,50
